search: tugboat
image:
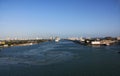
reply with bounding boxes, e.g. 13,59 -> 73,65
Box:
55,37 -> 60,42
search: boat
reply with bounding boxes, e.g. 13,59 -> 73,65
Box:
55,37 -> 60,42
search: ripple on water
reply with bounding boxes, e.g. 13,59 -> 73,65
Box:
0,50 -> 73,65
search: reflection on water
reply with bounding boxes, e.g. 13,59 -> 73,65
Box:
0,40 -> 120,76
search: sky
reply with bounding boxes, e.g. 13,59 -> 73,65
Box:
0,0 -> 120,39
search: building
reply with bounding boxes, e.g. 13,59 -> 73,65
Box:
117,37 -> 120,40
91,41 -> 100,45
0,41 -> 5,45
68,37 -> 78,40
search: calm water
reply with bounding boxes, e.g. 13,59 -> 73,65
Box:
0,40 -> 120,76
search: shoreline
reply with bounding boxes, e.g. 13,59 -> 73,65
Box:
0,39 -> 48,48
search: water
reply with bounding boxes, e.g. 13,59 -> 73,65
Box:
0,40 -> 120,76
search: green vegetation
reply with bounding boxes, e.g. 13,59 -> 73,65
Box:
0,39 -> 48,47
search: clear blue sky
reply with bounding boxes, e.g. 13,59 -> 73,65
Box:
0,0 -> 120,39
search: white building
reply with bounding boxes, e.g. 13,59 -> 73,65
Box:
68,37 -> 78,40
91,41 -> 100,45
117,37 -> 120,40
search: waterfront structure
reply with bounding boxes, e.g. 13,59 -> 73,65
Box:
0,41 -> 5,45
117,37 -> 120,40
68,37 -> 79,40
0,39 -> 48,48
100,40 -> 115,45
71,36 -> 119,46
91,41 -> 100,45
91,40 -> 115,45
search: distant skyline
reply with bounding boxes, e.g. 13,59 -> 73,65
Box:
0,0 -> 120,39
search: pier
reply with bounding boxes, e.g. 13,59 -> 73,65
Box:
69,37 -> 120,46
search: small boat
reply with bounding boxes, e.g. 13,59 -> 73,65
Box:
55,37 -> 60,42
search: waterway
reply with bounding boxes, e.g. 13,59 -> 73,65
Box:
0,40 -> 120,76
